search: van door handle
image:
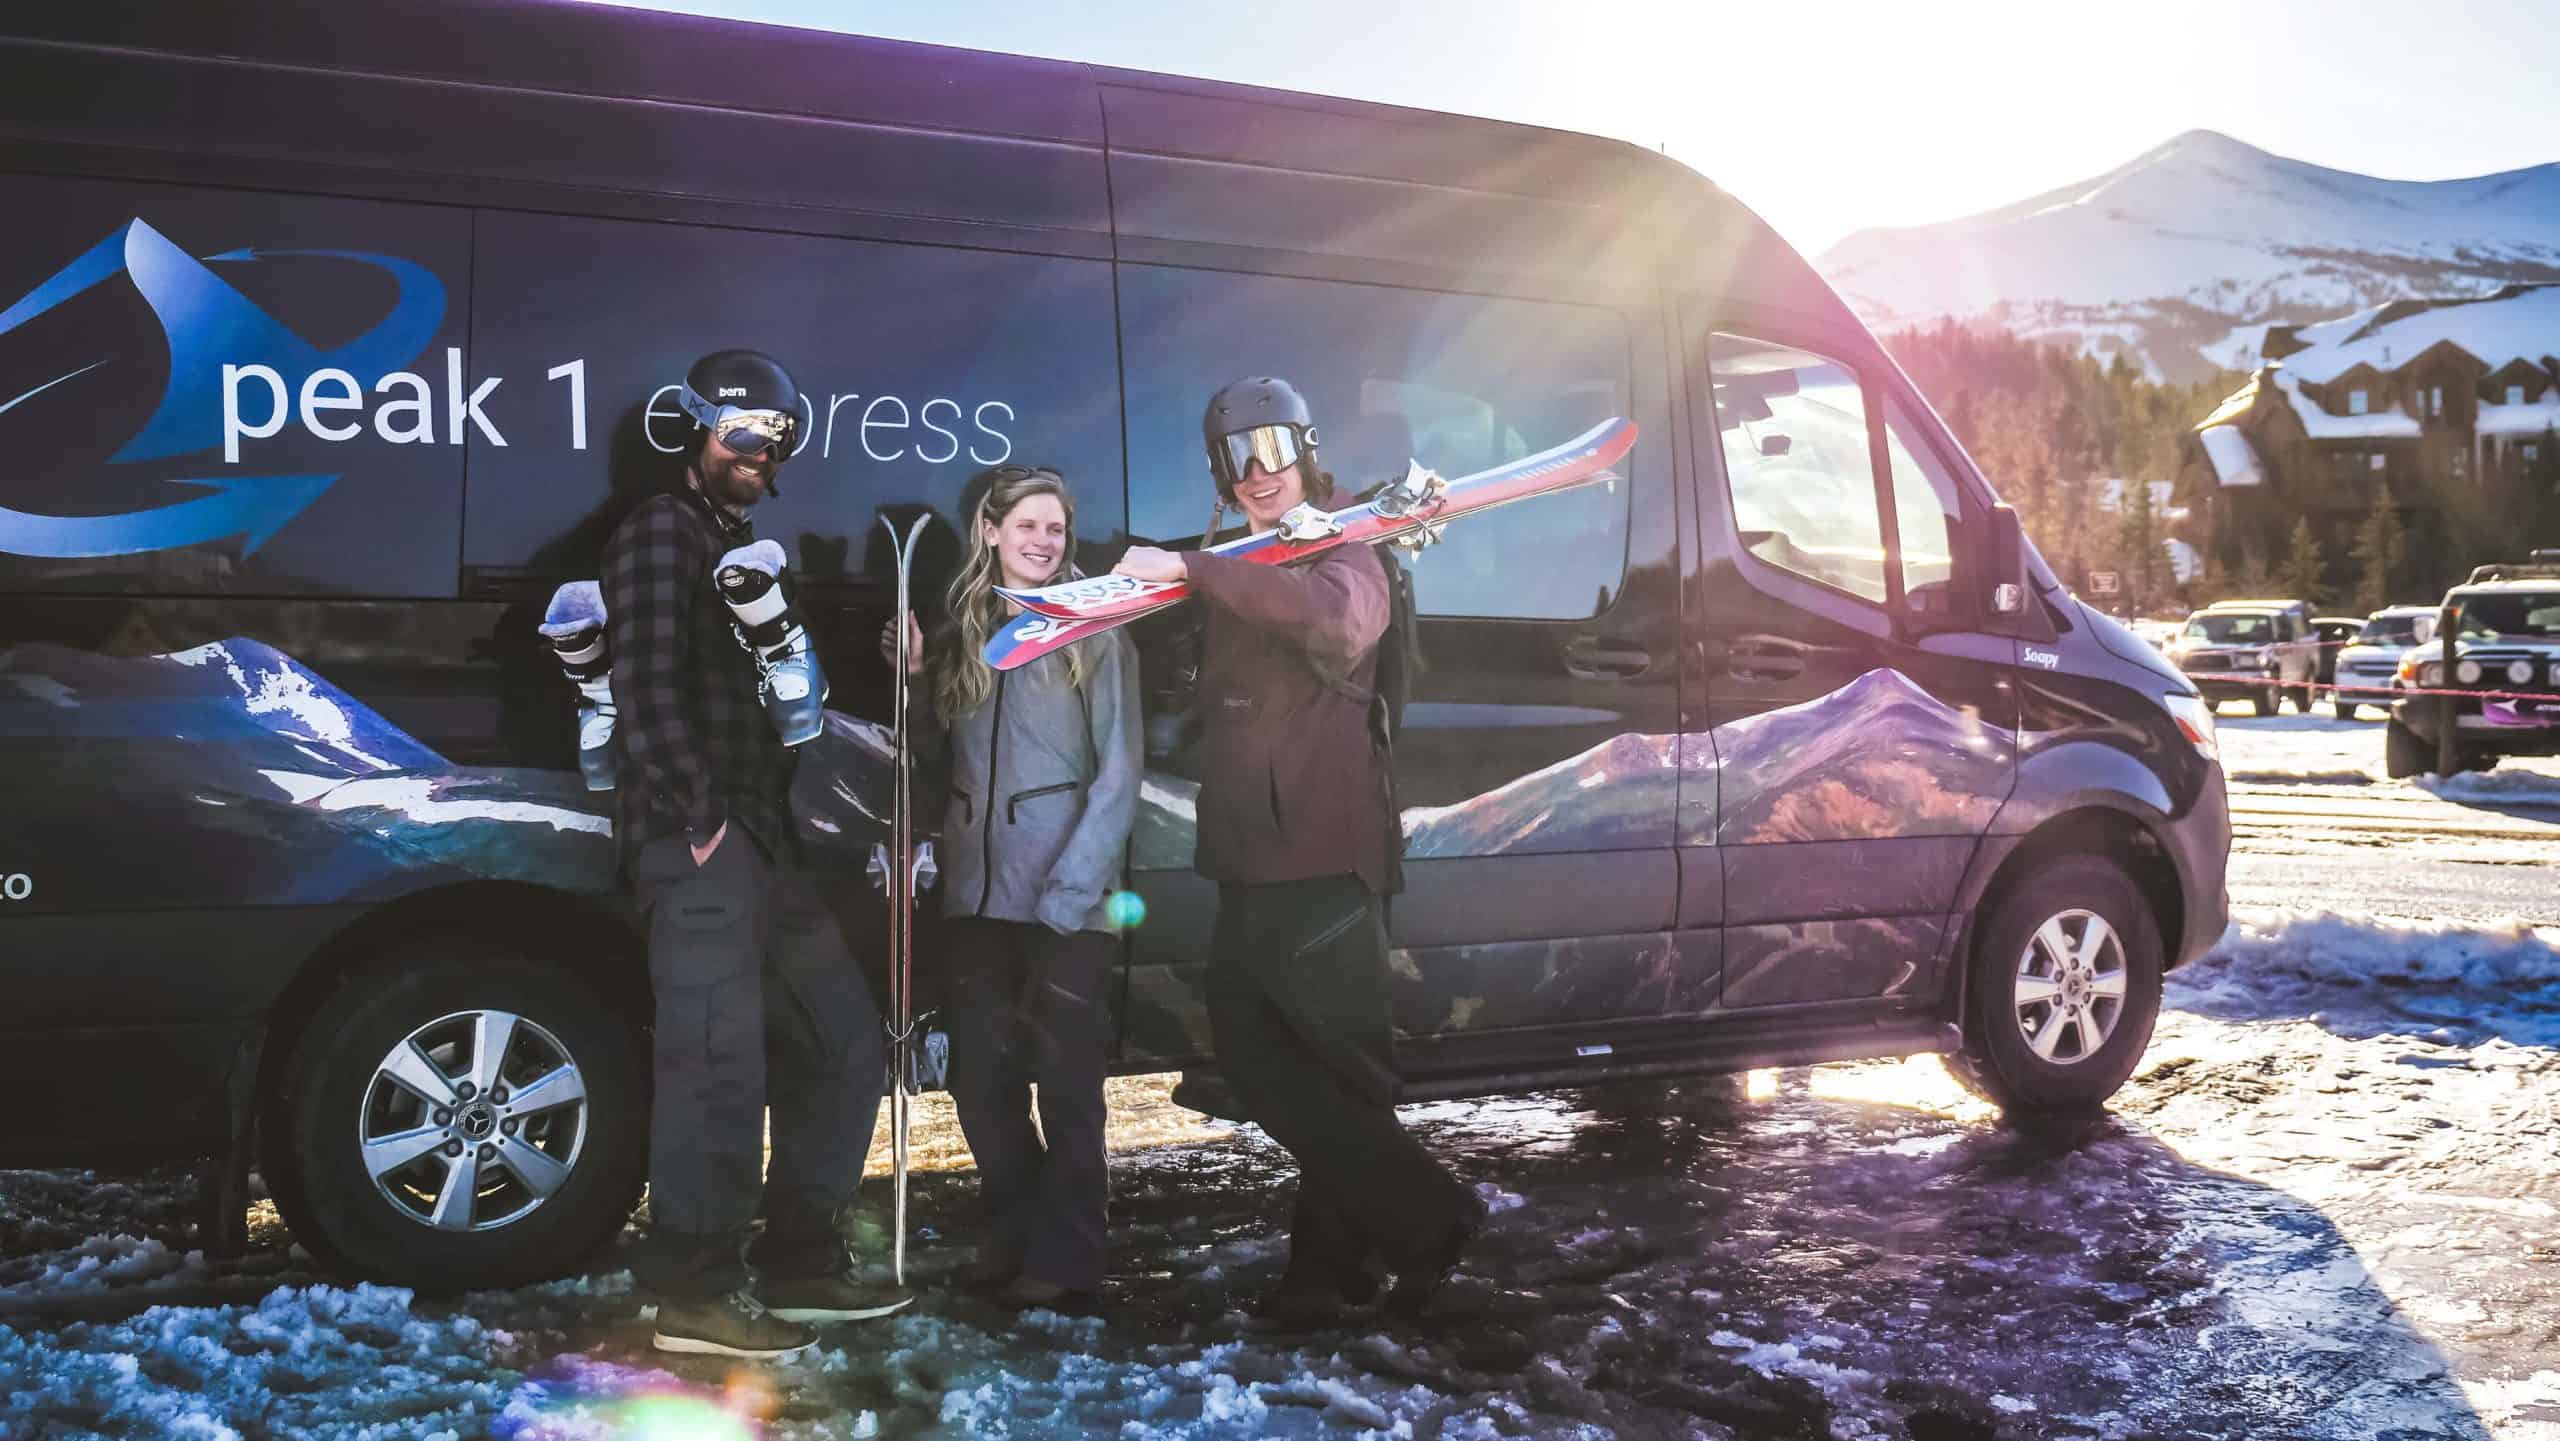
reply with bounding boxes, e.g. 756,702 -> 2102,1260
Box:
1562,636 -> 1652,679
1726,639 -> 1806,683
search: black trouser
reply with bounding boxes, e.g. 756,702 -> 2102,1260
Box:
942,917 -> 1114,1291
1208,873 -> 1472,1276
626,830 -> 886,1300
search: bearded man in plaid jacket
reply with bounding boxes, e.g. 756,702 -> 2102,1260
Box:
601,348 -> 908,1358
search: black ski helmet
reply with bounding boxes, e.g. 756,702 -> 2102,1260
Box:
680,348 -> 803,494
1202,376 -> 1319,503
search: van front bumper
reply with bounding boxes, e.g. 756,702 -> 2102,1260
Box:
2164,768 -> 2231,969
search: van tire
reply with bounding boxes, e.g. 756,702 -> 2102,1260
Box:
265,935 -> 647,1293
2384,715 -> 2433,779
1945,855 -> 2163,1116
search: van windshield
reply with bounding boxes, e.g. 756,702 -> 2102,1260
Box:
2356,615 -> 2428,646
2184,614 -> 2276,644
2456,593 -> 2560,641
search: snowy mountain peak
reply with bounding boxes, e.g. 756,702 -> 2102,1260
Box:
1818,132 -> 2560,383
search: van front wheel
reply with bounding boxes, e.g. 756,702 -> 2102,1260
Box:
265,935 -> 648,1292
1945,855 -> 2164,1115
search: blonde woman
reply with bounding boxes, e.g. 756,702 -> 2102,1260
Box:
882,465 -> 1140,1314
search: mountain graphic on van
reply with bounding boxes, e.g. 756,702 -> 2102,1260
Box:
1392,669 -> 2013,858
0,637 -> 935,909
0,218 -> 445,559
1129,670 -> 2016,866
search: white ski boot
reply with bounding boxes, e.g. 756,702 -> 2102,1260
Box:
539,580 -> 618,791
715,539 -> 829,747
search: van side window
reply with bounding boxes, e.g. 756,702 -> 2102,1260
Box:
1882,401 -> 1966,617
1120,267 -> 1633,620
1705,334 -> 1885,604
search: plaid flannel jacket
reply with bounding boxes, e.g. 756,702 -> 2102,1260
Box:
600,487 -> 799,870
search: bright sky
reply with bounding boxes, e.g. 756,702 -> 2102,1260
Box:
595,0 -> 2555,258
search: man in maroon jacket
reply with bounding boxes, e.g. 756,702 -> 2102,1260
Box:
1116,377 -> 1482,1324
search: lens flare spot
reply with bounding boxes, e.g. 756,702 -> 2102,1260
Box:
1104,890 -> 1148,930
614,1395 -> 757,1441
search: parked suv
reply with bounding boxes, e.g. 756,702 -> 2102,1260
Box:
2172,599 -> 2321,715
2388,558 -> 2560,777
0,0 -> 2233,1291
2331,606 -> 2436,718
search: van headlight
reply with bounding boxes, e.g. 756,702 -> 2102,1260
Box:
2162,692 -> 2219,761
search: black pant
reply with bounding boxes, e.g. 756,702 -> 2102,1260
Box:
1208,873 -> 1471,1275
943,918 -> 1114,1291
626,831 -> 886,1300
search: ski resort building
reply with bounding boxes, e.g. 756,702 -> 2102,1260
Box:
2182,283 -> 2560,583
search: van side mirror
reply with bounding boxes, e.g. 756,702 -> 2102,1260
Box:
1988,502 -> 2027,616
1758,433 -> 1791,458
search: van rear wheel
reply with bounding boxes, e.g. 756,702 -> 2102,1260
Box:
265,934 -> 647,1292
1945,855 -> 2163,1116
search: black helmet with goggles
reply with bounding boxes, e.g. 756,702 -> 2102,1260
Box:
679,349 -> 804,492
1202,376 -> 1319,503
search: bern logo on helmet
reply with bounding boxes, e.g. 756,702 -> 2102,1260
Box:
717,386 -> 749,399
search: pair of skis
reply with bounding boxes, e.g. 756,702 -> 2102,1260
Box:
873,514 -> 936,1286
981,416 -> 1638,670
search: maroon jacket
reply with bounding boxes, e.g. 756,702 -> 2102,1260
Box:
1184,543 -> 1396,894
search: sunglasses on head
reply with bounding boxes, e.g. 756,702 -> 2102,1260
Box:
678,385 -> 801,460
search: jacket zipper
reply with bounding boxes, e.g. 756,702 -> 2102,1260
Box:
1008,781 -> 1077,823
977,667 -> 1006,916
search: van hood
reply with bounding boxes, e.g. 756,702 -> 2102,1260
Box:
2079,602 -> 2192,692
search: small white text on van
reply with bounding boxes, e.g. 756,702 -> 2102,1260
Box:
2023,647 -> 2061,670
0,874 -> 30,902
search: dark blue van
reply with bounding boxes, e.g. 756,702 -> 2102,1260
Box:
0,0 -> 2229,1288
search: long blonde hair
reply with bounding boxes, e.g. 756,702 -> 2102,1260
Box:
932,466 -> 1087,717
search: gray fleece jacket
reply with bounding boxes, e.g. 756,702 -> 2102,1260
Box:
921,630 -> 1140,934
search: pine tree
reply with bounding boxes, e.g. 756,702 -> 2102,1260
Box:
2351,488 -> 2406,612
2280,516 -> 2325,605
2118,477 -> 2160,611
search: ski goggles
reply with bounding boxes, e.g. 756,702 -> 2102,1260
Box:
678,386 -> 801,459
1214,423 -> 1315,484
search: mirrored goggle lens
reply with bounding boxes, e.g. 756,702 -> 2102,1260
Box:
714,408 -> 798,458
1219,425 -> 1303,481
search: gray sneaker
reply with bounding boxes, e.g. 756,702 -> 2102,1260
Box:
651,1289 -> 817,1359
760,1270 -> 915,1324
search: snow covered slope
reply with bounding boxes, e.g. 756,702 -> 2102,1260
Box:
1818,130 -> 2560,382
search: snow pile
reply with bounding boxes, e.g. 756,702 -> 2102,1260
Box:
2174,909 -> 2560,1042
2417,768 -> 2560,805
0,1283 -> 530,1440
0,1234 -> 204,1294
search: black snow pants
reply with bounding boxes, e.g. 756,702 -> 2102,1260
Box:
942,917 -> 1115,1291
1207,873 -> 1474,1277
626,830 -> 887,1300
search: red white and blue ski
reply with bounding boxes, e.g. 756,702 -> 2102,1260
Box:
984,416 -> 1636,671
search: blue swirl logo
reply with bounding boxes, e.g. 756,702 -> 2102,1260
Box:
0,219 -> 444,558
